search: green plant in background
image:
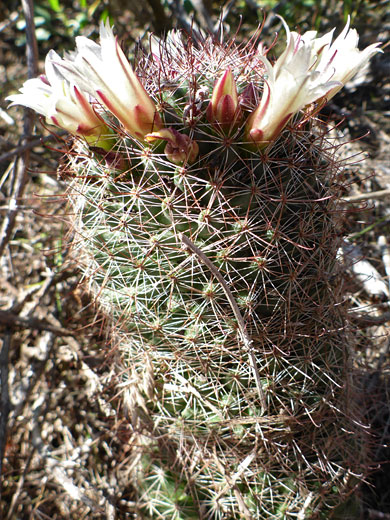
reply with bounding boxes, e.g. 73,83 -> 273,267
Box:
16,0 -> 109,44
7,16 -> 381,519
229,0 -> 369,34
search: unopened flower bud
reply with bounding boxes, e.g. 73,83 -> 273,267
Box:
238,83 -> 257,112
145,128 -> 199,165
206,69 -> 241,131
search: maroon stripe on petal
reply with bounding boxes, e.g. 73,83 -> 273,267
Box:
96,90 -> 119,116
51,116 -> 60,127
218,95 -> 236,126
73,86 -> 95,117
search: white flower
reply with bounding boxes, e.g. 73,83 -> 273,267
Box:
52,21 -> 162,140
280,16 -> 382,100
7,51 -> 109,145
309,17 -> 381,99
247,17 -> 382,146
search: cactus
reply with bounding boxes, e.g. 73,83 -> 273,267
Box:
8,17 -> 381,519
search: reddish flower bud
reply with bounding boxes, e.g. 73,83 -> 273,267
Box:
145,128 -> 199,165
206,69 -> 241,131
238,83 -> 257,112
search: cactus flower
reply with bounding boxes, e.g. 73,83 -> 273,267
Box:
7,51 -> 111,148
52,21 -> 162,140
145,128 -> 199,165
306,17 -> 382,100
206,69 -> 241,131
247,17 -> 381,147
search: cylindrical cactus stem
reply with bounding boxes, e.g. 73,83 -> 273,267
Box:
67,123 -> 365,518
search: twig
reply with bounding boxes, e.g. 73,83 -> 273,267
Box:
5,334 -> 52,519
146,0 -> 170,33
0,332 -> 12,496
7,269 -> 73,316
5,449 -> 36,520
22,0 -> 38,77
379,235 -> 390,294
344,188 -> 390,202
347,216 -> 388,240
0,134 -> 62,164
263,1 -> 289,31
349,309 -> 390,328
11,333 -> 56,424
191,0 -> 215,33
368,509 -> 390,520
0,310 -> 76,337
0,0 -> 38,258
0,11 -> 19,33
171,0 -> 203,40
180,233 -> 266,412
342,241 -> 389,300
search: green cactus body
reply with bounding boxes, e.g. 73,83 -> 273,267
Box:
66,32 -> 366,519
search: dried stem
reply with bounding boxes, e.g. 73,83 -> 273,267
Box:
0,310 -> 76,337
0,0 -> 38,258
345,188 -> 390,202
0,332 -> 11,494
0,134 -> 64,165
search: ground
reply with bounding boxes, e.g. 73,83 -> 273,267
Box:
0,1 -> 389,518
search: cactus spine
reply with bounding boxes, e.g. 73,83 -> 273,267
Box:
9,18 -> 380,519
